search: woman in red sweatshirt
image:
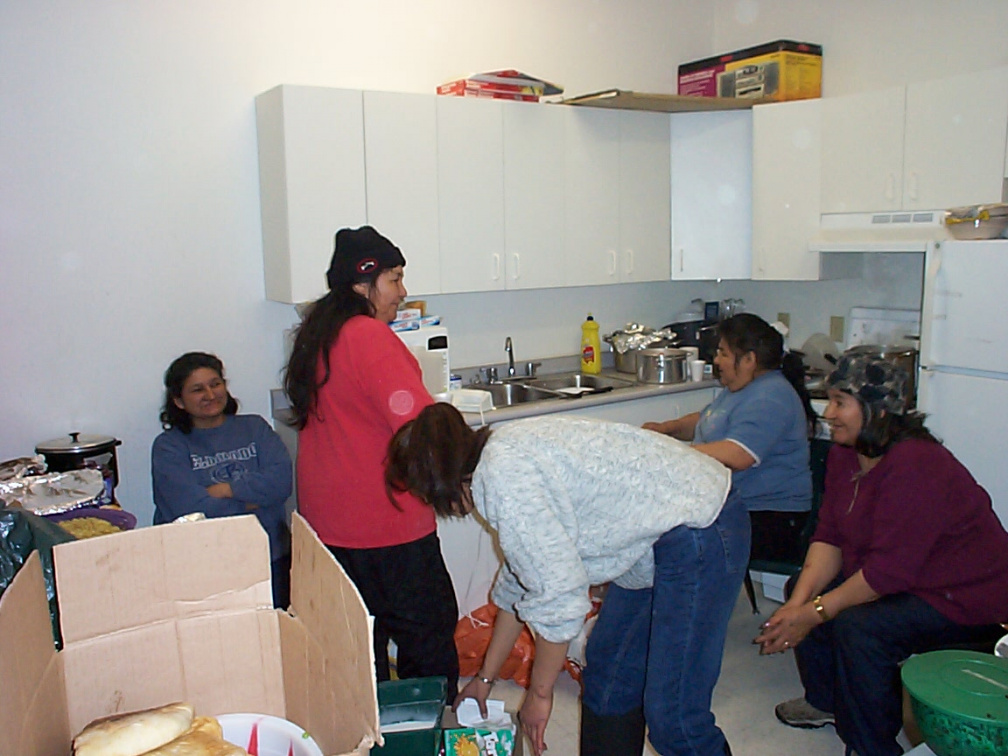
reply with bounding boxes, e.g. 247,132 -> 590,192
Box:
283,225 -> 458,693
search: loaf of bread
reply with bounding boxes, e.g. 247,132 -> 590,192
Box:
72,702 -> 195,756
72,703 -> 246,756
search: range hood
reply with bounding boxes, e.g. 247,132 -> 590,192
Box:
809,210 -> 949,253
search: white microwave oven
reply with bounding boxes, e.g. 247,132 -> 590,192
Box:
396,326 -> 451,396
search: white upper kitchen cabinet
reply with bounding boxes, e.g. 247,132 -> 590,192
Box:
619,110 -> 672,283
563,107 -> 621,287
670,110 -> 752,280
821,86 -> 906,214
363,91 -> 440,296
436,96 -> 506,294
821,66 -> 1008,214
503,102 -> 566,290
902,66 -> 1008,211
563,107 -> 672,286
255,86 -> 366,304
751,97 -> 822,280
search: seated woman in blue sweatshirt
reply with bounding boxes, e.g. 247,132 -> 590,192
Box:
151,352 -> 293,608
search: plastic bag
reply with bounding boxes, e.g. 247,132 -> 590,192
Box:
455,597 -> 603,689
0,506 -> 75,648
455,604 -> 536,689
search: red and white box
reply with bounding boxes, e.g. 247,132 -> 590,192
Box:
437,69 -> 563,101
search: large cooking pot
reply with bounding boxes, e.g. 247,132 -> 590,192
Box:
605,326 -> 678,374
637,347 -> 689,385
843,344 -> 919,408
612,348 -> 638,374
35,432 -> 122,504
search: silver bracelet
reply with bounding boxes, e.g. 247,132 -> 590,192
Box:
477,674 -> 494,685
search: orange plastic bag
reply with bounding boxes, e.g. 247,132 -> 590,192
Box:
454,598 -> 603,689
455,603 -> 536,688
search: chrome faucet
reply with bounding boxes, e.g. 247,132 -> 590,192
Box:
505,336 -> 515,377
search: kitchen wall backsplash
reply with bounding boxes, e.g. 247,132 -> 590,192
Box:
426,251 -> 924,370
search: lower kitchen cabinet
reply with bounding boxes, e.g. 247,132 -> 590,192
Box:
558,387 -> 716,425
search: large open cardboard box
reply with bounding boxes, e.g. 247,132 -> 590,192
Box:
0,513 -> 385,755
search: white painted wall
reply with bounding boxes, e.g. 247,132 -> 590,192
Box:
1,1 -> 1004,525
711,0 -> 1008,96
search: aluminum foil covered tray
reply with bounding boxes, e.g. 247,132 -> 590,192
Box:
0,468 -> 105,515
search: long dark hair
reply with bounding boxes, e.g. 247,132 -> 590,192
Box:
160,352 -> 238,433
851,400 -> 939,458
282,281 -> 378,430
385,403 -> 492,517
718,313 -> 817,437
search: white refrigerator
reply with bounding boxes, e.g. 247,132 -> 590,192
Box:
918,238 -> 1008,527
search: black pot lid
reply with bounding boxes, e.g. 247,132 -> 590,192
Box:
36,432 -> 120,454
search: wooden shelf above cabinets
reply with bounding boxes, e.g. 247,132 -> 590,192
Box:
560,89 -> 774,113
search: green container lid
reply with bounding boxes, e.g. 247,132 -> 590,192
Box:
902,650 -> 1008,724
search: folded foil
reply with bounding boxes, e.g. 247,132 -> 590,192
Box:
0,468 -> 105,515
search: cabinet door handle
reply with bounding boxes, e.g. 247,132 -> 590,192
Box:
678,247 -> 685,273
626,249 -> 634,276
492,253 -> 500,281
512,252 -> 520,280
907,171 -> 918,202
885,173 -> 895,202
608,250 -> 617,276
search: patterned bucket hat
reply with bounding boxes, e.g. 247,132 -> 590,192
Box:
826,353 -> 909,415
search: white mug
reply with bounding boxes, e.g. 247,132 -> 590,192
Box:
689,359 -> 706,382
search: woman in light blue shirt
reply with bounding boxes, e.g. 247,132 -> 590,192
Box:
645,313 -> 816,564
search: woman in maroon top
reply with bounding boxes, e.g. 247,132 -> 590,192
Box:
755,353 -> 1008,756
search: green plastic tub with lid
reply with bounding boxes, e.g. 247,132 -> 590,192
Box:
901,650 -> 1008,756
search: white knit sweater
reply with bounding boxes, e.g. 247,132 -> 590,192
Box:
471,415 -> 731,643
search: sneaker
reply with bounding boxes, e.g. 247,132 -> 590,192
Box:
774,698 -> 835,729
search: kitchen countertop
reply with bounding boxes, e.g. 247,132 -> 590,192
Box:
459,372 -> 718,425
269,374 -> 718,427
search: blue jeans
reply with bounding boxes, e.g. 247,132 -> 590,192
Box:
582,496 -> 749,756
795,581 -> 1005,756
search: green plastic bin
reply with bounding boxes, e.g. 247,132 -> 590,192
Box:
371,676 -> 447,755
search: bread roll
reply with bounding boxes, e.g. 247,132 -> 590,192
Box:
141,716 -> 246,755
73,701 -> 195,756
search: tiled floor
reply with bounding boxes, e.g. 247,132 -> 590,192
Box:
479,586 -> 877,755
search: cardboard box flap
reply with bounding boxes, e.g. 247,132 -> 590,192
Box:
289,513 -> 380,753
55,515 -> 272,644
0,552 -> 71,756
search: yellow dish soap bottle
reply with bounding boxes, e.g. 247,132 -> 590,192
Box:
581,314 -> 602,374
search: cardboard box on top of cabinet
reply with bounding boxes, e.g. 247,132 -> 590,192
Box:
437,69 -> 564,102
678,40 -> 822,102
0,513 -> 388,756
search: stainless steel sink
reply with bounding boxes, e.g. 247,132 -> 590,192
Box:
527,372 -> 636,393
481,382 -> 560,408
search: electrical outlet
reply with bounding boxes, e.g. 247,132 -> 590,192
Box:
777,312 -> 791,328
830,316 -> 845,343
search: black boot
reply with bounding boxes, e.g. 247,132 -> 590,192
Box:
579,705 -> 646,756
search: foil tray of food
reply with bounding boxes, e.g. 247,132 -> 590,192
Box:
0,468 -> 105,515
